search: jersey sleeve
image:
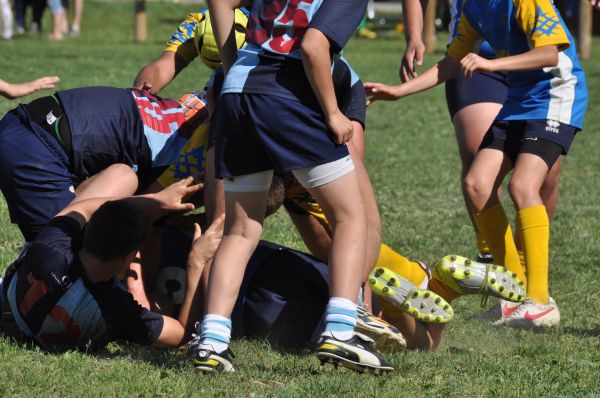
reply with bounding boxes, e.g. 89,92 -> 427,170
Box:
163,12 -> 204,65
309,0 -> 367,52
513,0 -> 570,50
447,12 -> 482,60
156,123 -> 210,188
88,280 -> 164,345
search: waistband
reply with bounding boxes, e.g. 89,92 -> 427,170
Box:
24,95 -> 72,155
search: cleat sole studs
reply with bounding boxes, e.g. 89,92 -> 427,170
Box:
464,270 -> 470,276
375,268 -> 384,277
450,255 -> 457,261
435,298 -> 441,304
465,259 -> 471,265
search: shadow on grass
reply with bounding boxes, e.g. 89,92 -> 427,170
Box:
560,326 -> 600,338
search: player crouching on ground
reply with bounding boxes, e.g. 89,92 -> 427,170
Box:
365,0 -> 587,328
0,169 -> 222,351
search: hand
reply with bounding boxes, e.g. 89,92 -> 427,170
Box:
188,214 -> 225,266
590,0 -> 600,10
5,76 -> 60,99
154,176 -> 203,213
325,109 -> 353,145
400,39 -> 425,82
364,82 -> 403,106
459,53 -> 496,78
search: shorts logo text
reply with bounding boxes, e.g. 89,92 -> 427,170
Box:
546,120 -> 560,134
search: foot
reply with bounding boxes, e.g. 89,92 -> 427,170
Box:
472,299 -> 521,325
434,255 -> 526,302
316,332 -> 394,374
69,26 -> 80,36
29,22 -> 39,34
369,267 -> 453,323
504,297 -> 560,328
48,33 -> 64,41
476,253 -> 495,264
188,343 -> 236,373
355,306 -> 406,353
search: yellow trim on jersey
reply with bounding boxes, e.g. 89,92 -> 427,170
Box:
447,12 -> 481,60
157,123 -> 210,188
164,12 -> 204,65
513,0 -> 570,50
284,177 -> 328,225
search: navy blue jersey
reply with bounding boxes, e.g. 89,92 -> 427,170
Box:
57,87 -> 150,182
10,216 -> 163,350
222,0 -> 366,104
212,57 -> 365,126
57,87 -> 207,182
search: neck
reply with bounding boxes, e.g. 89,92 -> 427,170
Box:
79,249 -> 114,283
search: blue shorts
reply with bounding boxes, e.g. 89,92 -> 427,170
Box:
480,119 -> 577,168
214,93 -> 349,178
0,107 -> 76,241
445,71 -> 508,119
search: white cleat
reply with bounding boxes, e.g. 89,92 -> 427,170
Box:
504,297 -> 560,328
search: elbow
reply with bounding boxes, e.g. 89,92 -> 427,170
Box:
300,29 -> 330,61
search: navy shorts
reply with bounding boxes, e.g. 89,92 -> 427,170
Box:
0,106 -> 76,241
214,93 -> 349,178
445,71 -> 508,119
480,119 -> 578,168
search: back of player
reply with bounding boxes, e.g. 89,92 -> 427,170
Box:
189,0 -> 393,373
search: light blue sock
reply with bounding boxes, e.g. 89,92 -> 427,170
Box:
199,314 -> 231,353
324,297 -> 357,341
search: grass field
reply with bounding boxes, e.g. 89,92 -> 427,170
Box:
1,2 -> 600,396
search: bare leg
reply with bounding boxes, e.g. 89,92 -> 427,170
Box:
74,164 -> 138,202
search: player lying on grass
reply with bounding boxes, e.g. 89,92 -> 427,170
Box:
0,76 -> 60,100
0,167 -> 219,351
366,0 -> 588,328
0,86 -> 208,242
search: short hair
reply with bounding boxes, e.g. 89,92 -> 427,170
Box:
83,200 -> 152,261
265,174 -> 285,218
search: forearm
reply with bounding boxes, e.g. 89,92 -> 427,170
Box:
0,79 -> 13,99
490,45 -> 558,72
301,28 -> 339,119
402,0 -> 423,43
133,52 -> 183,94
399,56 -> 459,97
206,0 -> 245,73
177,258 -> 205,332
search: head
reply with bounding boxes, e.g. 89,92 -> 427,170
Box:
82,200 -> 152,280
194,8 -> 249,70
265,174 -> 286,218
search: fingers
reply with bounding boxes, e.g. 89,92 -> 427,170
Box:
207,213 -> 226,233
193,222 -> 202,239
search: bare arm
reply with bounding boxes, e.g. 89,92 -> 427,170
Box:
133,52 -> 188,94
0,76 -> 60,99
206,0 -> 250,74
400,0 -> 425,81
459,45 -> 559,78
365,56 -> 459,104
301,28 -> 353,145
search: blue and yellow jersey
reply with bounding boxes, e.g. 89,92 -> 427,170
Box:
156,122 -> 210,187
164,12 -> 204,65
448,0 -> 495,57
447,0 -> 588,129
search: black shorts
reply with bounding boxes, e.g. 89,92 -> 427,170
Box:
480,119 -> 578,168
445,71 -> 508,119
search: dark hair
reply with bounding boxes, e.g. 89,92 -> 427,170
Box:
265,174 -> 285,218
83,200 -> 152,261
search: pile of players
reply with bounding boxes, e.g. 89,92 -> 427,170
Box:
0,0 -> 589,375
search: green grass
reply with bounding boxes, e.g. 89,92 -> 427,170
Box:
1,2 -> 600,396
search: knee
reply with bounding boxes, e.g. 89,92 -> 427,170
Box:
463,172 -> 491,204
508,176 -> 534,207
110,164 -> 138,188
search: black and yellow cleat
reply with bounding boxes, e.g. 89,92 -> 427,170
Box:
189,344 -> 236,373
434,255 -> 526,303
355,306 -> 406,353
369,267 -> 454,323
316,332 -> 394,375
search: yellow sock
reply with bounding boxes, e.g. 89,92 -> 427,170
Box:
475,232 -> 491,255
474,204 -> 527,285
517,205 -> 550,304
428,278 -> 460,303
375,244 -> 427,287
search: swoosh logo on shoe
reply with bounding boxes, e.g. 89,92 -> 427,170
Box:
502,304 -> 520,317
524,308 -> 555,320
